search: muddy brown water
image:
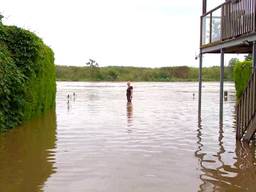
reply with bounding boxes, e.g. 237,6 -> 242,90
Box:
0,82 -> 256,192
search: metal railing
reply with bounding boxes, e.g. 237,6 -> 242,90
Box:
201,0 -> 256,46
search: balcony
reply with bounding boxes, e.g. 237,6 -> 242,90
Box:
201,0 -> 256,53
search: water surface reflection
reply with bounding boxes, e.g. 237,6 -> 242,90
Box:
0,111 -> 56,192
196,117 -> 256,191
1,82 -> 256,191
127,103 -> 133,129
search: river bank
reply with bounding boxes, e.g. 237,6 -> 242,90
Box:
56,65 -> 233,82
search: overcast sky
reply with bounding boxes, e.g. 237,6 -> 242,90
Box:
1,0 -> 244,67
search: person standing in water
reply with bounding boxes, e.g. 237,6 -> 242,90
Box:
126,81 -> 133,103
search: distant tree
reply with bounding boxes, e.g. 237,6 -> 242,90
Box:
245,54 -> 252,61
107,70 -> 119,81
228,58 -> 239,80
0,14 -> 3,24
212,19 -> 221,41
228,58 -> 239,68
86,59 -> 99,68
86,59 -> 99,79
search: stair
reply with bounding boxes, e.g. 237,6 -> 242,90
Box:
243,116 -> 256,142
236,69 -> 256,142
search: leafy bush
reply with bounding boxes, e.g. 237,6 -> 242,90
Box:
0,24 -> 56,130
233,60 -> 252,99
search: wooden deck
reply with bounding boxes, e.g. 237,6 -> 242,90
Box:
201,0 -> 256,53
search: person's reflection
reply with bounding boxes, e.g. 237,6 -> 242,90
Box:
127,102 -> 133,132
195,115 -> 256,191
67,100 -> 71,111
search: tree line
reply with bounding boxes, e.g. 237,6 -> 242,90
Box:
56,63 -> 233,82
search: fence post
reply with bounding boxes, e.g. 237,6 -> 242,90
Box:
253,41 -> 256,70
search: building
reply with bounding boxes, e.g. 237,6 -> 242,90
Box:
199,0 -> 256,142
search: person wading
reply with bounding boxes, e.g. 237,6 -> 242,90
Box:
126,81 -> 133,103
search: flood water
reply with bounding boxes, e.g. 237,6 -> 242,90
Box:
0,82 -> 256,192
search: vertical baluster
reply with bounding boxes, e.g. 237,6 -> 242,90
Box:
250,0 -> 253,32
254,0 -> 256,32
252,72 -> 255,116
242,92 -> 245,133
250,77 -> 252,121
250,77 -> 252,120
210,13 -> 212,43
233,4 -> 237,36
226,3 -> 229,39
253,0 -> 255,32
239,0 -> 241,35
247,86 -> 250,128
236,2 -> 239,36
243,0 -> 246,34
252,72 -> 254,116
252,0 -> 254,31
238,1 -> 244,35
237,102 -> 241,140
228,3 -> 231,39
247,0 -> 250,32
244,90 -> 247,133
226,3 -> 232,38
248,79 -> 251,122
245,0 -> 248,33
239,102 -> 242,138
247,0 -> 249,32
249,0 -> 251,32
232,2 -> 234,37
254,71 -> 256,116
231,2 -> 233,37
243,92 -> 246,133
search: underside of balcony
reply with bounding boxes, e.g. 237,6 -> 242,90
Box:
201,32 -> 256,53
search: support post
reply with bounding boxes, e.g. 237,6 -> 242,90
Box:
202,0 -> 207,15
198,52 -> 203,117
253,41 -> 256,70
220,49 -> 224,123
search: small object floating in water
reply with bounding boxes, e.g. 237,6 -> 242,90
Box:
73,92 -> 76,101
224,91 -> 228,101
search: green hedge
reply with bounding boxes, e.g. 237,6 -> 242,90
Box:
233,60 -> 252,99
0,24 -> 56,130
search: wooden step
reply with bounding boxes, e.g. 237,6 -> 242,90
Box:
243,115 -> 256,143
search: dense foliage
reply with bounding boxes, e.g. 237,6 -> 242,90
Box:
233,60 -> 252,99
0,24 -> 56,130
56,65 -> 232,82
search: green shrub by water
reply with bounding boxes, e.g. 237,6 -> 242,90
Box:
233,60 -> 252,99
0,24 -> 56,130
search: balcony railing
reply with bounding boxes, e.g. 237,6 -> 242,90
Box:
201,0 -> 256,46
